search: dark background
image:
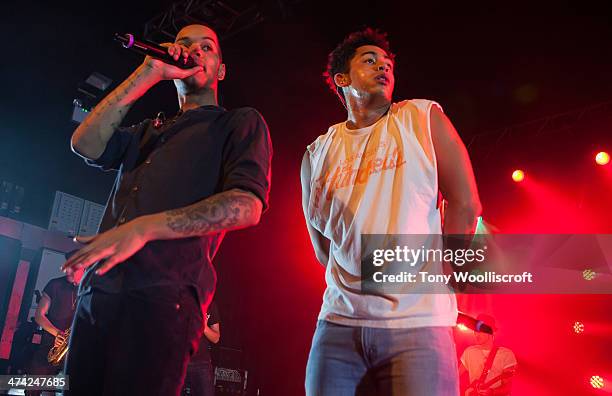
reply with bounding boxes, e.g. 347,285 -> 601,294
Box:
1,1 -> 611,394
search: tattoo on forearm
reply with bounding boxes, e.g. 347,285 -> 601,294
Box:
165,192 -> 257,235
85,72 -> 139,130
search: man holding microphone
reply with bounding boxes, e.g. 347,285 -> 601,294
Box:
63,24 -> 272,395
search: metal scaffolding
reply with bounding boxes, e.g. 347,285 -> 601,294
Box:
143,0 -> 279,42
467,100 -> 612,160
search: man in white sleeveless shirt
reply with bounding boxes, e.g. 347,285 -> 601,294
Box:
301,28 -> 482,395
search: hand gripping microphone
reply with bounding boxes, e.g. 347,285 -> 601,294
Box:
114,33 -> 197,69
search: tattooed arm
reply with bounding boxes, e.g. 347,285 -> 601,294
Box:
71,44 -> 203,160
146,188 -> 263,239
62,189 -> 262,275
71,65 -> 156,159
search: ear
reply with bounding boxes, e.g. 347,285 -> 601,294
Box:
217,63 -> 226,81
334,72 -> 350,88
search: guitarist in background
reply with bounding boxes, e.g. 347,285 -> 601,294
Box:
25,252 -> 84,396
459,314 -> 517,396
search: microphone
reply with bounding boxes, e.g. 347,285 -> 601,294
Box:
457,312 -> 494,335
114,33 -> 198,69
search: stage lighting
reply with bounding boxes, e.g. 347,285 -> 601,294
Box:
72,72 -> 112,124
573,321 -> 584,334
595,151 -> 610,166
512,170 -> 525,182
583,269 -> 596,281
590,375 -> 604,389
457,323 -> 469,332
0,181 -> 25,220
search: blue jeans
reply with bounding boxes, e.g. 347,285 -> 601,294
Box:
305,321 -> 459,396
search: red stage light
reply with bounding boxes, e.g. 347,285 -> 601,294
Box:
573,321 -> 584,334
595,151 -> 610,165
512,170 -> 525,182
590,375 -> 604,389
583,269 -> 597,281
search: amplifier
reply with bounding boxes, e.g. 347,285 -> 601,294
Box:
214,366 -> 248,395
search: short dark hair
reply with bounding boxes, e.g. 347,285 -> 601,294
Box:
324,28 -> 395,106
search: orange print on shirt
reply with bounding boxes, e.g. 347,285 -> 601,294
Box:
313,148 -> 406,208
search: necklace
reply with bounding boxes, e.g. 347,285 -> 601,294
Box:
153,111 -> 184,129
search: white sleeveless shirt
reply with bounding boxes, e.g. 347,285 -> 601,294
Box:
306,99 -> 457,328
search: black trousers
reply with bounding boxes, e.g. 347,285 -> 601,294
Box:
64,286 -> 204,396
24,344 -> 61,396
183,360 -> 215,396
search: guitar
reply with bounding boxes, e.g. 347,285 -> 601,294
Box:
47,328 -> 71,366
465,370 -> 514,396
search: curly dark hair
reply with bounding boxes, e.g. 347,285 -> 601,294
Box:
324,28 -> 395,106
